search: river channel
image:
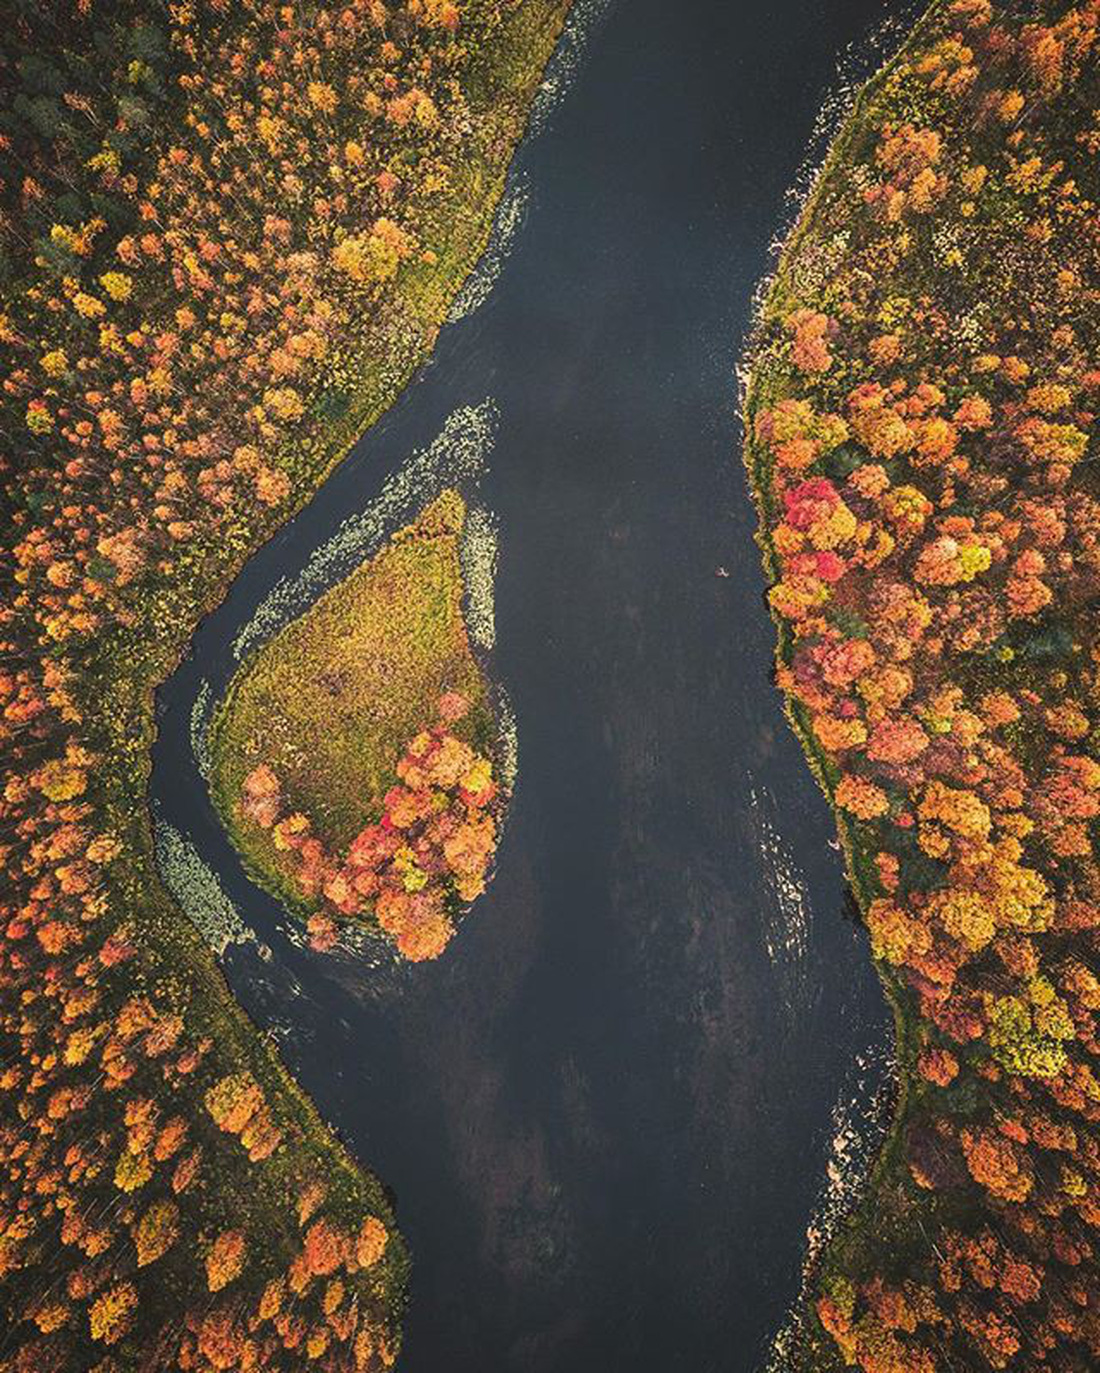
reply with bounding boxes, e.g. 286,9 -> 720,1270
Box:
152,2 -> 902,1368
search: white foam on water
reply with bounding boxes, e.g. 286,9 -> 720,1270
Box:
154,817 -> 253,956
456,499 -> 520,794
528,0 -> 613,137
749,780 -> 811,1012
231,399 -> 498,662
448,176 -> 529,323
189,678 -> 213,779
461,501 -> 499,651
763,1042 -> 895,1372
495,688 -> 519,792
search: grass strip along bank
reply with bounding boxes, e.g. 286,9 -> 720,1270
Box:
744,2 -> 1100,1369
209,490 -> 505,962
0,0 -> 568,1368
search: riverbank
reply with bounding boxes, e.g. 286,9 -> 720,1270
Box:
0,1 -> 569,1366
744,0 -> 1100,1368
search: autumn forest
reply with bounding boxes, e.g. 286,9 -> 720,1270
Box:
747,0 -> 1100,1367
3,0 -> 1100,1370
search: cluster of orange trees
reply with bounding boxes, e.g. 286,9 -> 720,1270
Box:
746,1 -> 1100,1369
0,0 -> 566,1368
240,692 -> 501,961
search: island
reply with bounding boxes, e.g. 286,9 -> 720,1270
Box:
746,1 -> 1100,1369
209,491 -> 505,961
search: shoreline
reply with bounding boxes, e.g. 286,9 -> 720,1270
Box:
128,0 -> 574,1335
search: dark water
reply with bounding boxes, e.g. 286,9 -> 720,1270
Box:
152,2 -> 902,1369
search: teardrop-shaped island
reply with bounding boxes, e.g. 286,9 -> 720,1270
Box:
208,491 -> 507,962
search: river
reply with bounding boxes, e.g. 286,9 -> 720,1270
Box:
152,1 -> 903,1369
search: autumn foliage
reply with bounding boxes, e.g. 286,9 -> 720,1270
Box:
241,692 -> 502,960
746,0 -> 1100,1368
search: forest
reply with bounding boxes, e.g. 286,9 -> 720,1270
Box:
0,0 -> 567,1368
746,0 -> 1100,1368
